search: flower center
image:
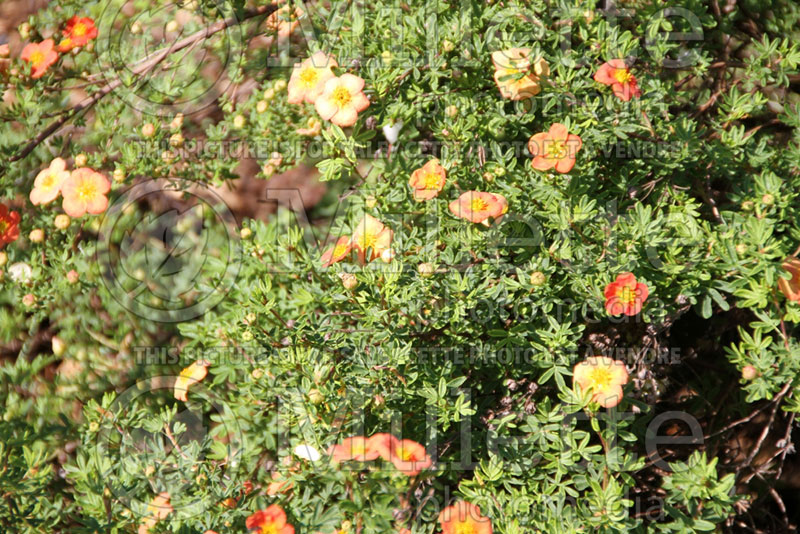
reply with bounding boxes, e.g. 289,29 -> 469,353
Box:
453,522 -> 476,534
300,67 -> 318,86
546,140 -> 567,159
0,221 -> 8,233
470,198 -> 488,212
358,232 -> 377,251
42,172 -> 57,188
614,68 -> 632,84
260,524 -> 279,534
617,286 -> 637,305
30,50 -> 44,65
588,367 -> 613,389
77,181 -> 98,201
74,23 -> 87,36
397,445 -> 415,461
333,243 -> 349,258
331,86 -> 352,108
423,172 -> 440,190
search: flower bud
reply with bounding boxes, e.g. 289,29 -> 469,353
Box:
240,227 -> 252,239
340,272 -> 358,290
0,252 -> 7,266
442,39 -> 455,52
67,269 -> 79,284
256,100 -> 268,113
142,123 -> 156,137
735,243 -> 747,255
741,365 -> 759,380
29,229 -> 44,243
273,79 -> 287,92
169,133 -> 184,147
74,153 -> 88,167
242,330 -> 253,341
233,115 -> 246,129
161,150 -> 175,163
741,200 -> 754,211
364,195 -> 377,208
52,336 -> 66,356
113,168 -> 126,183
165,20 -> 179,33
19,23 -> 32,40
761,193 -> 775,206
263,88 -> 276,101
130,21 -> 142,34
251,368 -> 264,379
22,293 -> 36,307
530,271 -> 546,286
308,388 -> 324,404
170,113 -> 184,130
380,248 -> 395,263
418,262 -> 435,277
445,105 -> 458,118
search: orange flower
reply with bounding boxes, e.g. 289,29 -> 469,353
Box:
491,48 -> 549,100
315,74 -> 370,128
778,258 -> 800,302
266,4 -> 303,38
246,505 -> 295,534
287,51 -> 338,105
408,160 -> 446,201
174,360 -> 210,402
594,59 -> 641,102
321,235 -> 352,267
366,432 -> 396,460
30,157 -> 70,205
527,123 -> 582,173
58,16 -> 98,52
438,501 -> 493,534
388,438 -> 432,476
329,436 -> 382,463
61,168 -> 111,217
351,215 -> 392,263
0,203 -> 21,247
604,272 -> 649,316
448,191 -> 508,226
138,492 -> 172,534
21,39 -> 58,79
573,356 -> 629,409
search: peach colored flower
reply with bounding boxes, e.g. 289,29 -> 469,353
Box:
288,51 -> 338,104
448,191 -> 508,226
21,39 -> 58,79
594,59 -> 642,102
388,438 -> 433,476
174,360 -> 210,402
138,492 -> 172,534
0,203 -> 21,247
315,74 -> 370,127
604,272 -> 649,316
573,356 -> 629,409
528,123 -> 582,173
491,48 -> 549,100
61,168 -> 111,217
329,436 -> 382,464
266,5 -> 303,38
321,236 -> 352,267
778,258 -> 800,302
30,157 -> 70,205
408,160 -> 446,201
246,505 -> 295,534
351,214 -> 392,263
58,16 -> 98,52
439,501 -> 493,534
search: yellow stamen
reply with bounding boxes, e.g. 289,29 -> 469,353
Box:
423,172 -> 440,189
588,367 -> 613,389
73,23 -> 87,36
546,140 -> 567,159
614,68 -> 632,84
30,51 -> 44,65
617,286 -> 637,305
77,181 -> 98,201
470,198 -> 488,212
331,86 -> 352,108
299,67 -> 318,87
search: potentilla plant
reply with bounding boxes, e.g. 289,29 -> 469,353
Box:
1,0 -> 800,533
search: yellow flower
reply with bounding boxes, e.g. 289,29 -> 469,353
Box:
30,157 -> 70,206
573,356 -> 629,409
351,214 -> 392,263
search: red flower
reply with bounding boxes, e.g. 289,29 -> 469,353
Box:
0,203 -> 21,247
246,505 -> 295,534
527,123 -> 582,173
594,59 -> 642,102
59,16 -> 98,52
388,438 -> 432,476
439,501 -> 493,534
604,272 -> 649,316
20,40 -> 58,79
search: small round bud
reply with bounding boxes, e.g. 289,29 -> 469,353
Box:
88,421 -> 100,432
442,39 -> 455,52
130,21 -> 142,34
493,166 -> 506,176
233,115 -> 246,129
483,171 -> 494,182
161,150 -> 175,163
380,50 -> 393,65
169,133 -> 184,147
441,129 -> 450,137
0,252 -> 7,267
445,105 -> 458,118
165,20 -> 179,33
240,227 -> 253,239
741,365 -> 759,380
170,113 -> 184,130
29,229 -> 45,243
142,123 -> 156,137
241,330 -> 253,341
52,336 -> 66,356
364,195 -> 377,208
340,272 -> 358,290
251,368 -> 264,379
263,88 -> 275,101
22,293 -> 36,307
19,23 -> 32,40
273,79 -> 287,92
761,193 -> 775,206
245,312 -> 257,324
54,214 -> 71,230
256,100 -> 268,113
380,248 -> 395,263
530,271 -> 546,286
308,388 -> 324,404
66,269 -> 79,284
418,262 -> 435,277
741,200 -> 754,211
112,168 -> 126,183
74,153 -> 88,167
735,243 -> 747,255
